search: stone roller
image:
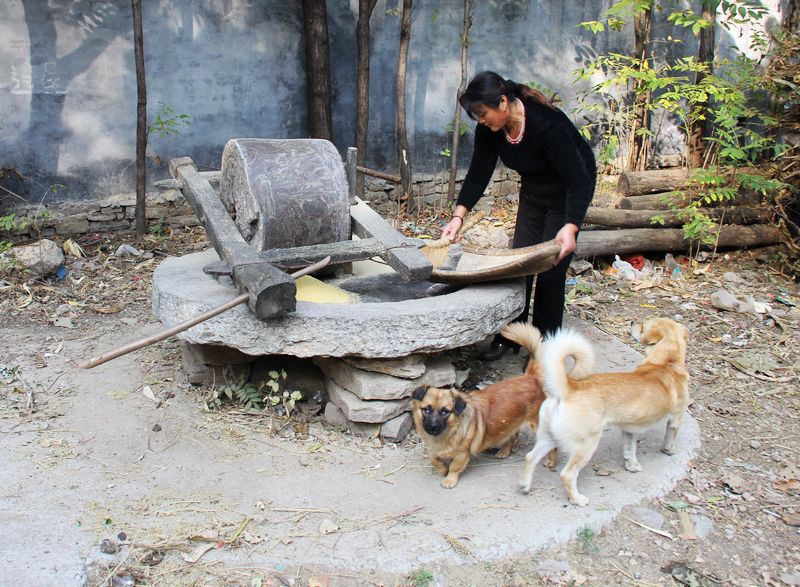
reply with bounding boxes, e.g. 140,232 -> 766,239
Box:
219,138 -> 351,253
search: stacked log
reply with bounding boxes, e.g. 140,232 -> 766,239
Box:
618,168 -> 689,196
576,169 -> 780,257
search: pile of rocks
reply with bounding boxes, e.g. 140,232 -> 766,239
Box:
315,354 -> 456,443
179,341 -> 456,443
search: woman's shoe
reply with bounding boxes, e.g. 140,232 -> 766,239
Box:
478,340 -> 520,361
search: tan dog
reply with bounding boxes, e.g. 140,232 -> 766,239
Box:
412,322 -> 555,488
506,318 -> 690,506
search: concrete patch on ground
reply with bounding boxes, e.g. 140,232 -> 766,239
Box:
0,315 -> 699,585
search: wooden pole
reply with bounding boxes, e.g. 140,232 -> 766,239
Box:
78,257 -> 331,370
301,0 -> 333,139
447,0 -> 472,200
688,3 -> 716,168
396,0 -> 413,202
355,0 -> 379,197
356,165 -> 401,184
132,0 -> 147,235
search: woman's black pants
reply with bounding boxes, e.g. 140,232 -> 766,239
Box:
498,195 -> 575,340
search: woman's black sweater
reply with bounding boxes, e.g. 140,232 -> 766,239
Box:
456,99 -> 596,228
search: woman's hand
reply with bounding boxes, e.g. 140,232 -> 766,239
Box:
555,223 -> 579,262
441,216 -> 464,242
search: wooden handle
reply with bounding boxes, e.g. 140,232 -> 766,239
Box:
78,257 -> 331,370
425,211 -> 485,250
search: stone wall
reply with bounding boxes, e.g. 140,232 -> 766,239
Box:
364,166 -> 520,216
0,190 -> 197,242
1,165 -> 519,241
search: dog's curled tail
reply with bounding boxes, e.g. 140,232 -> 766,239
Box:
500,322 -> 543,377
540,328 -> 595,399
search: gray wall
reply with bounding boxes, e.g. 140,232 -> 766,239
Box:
0,0 -> 783,203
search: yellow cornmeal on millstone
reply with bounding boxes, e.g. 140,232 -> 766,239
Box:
294,275 -> 359,303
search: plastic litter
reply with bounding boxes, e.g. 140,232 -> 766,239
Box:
612,255 -> 640,280
621,254 -> 646,271
55,265 -> 69,280
665,253 -> 683,280
114,244 -> 142,257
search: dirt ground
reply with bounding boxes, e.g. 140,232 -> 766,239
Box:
1,219 -> 799,587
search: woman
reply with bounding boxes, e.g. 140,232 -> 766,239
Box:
441,71 -> 596,360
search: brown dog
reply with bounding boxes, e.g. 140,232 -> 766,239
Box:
411,322 -> 555,488
508,318 -> 690,506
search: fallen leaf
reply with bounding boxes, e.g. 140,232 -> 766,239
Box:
631,279 -> 657,291
773,479 -> 800,492
243,530 -> 264,544
63,239 -> 85,258
90,304 -> 124,314
319,519 -> 339,535
593,462 -> 616,476
782,512 -> 800,527
779,465 -> 800,480
721,473 -> 747,495
677,510 -> 698,540
684,493 -> 702,505
141,550 -> 164,566
17,293 -> 33,309
308,576 -> 329,587
53,317 -> 75,329
182,544 -> 215,563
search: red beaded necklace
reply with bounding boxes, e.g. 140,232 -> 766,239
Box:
504,99 -> 525,145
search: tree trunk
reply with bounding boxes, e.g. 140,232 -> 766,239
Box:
584,206 -> 771,228
629,5 -> 653,171
576,224 -> 781,257
618,168 -> 689,195
132,0 -> 147,235
396,0 -> 413,203
302,0 -> 333,140
786,0 -> 800,32
619,191 -> 759,210
688,4 -> 716,168
355,0 -> 379,197
618,191 -> 689,210
447,0 -> 472,201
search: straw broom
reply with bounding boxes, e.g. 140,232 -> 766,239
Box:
419,211 -> 485,269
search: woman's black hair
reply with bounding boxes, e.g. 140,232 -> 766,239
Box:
459,71 -> 556,119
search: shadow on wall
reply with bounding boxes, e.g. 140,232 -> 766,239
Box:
3,0 -> 306,203
12,0 -> 128,200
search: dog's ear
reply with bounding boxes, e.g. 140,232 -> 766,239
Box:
638,319 -> 665,345
453,393 -> 467,415
411,387 -> 428,401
